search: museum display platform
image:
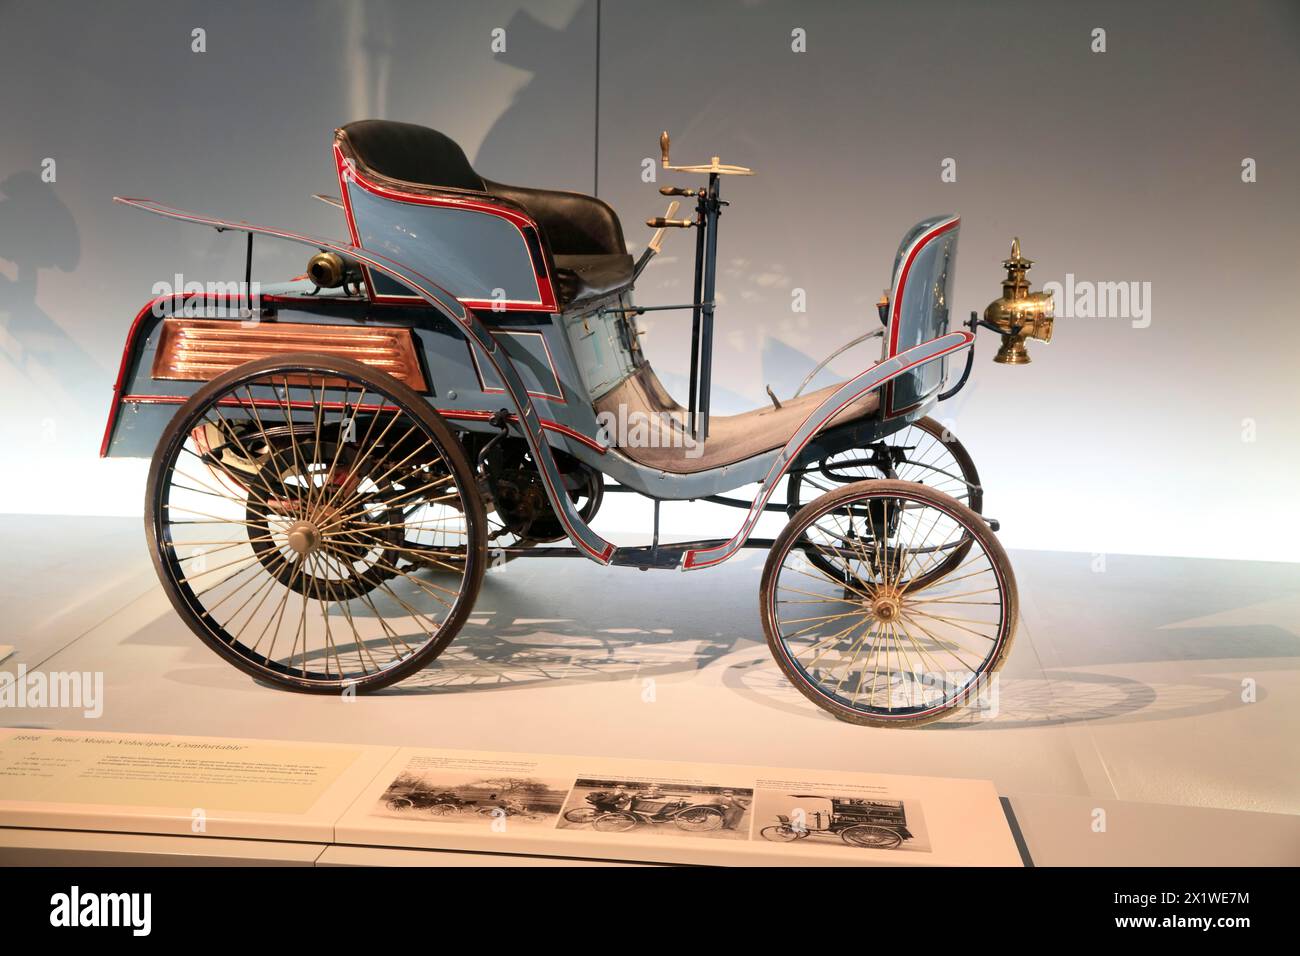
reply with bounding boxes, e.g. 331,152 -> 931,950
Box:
1,515 -> 1297,866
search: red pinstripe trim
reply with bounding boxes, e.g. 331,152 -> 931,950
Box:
102,294 -> 172,456
111,199 -> 470,322
884,217 -> 960,417
99,290 -> 421,457
116,395 -> 608,455
463,329 -> 567,404
333,145 -> 558,313
121,394 -> 402,413
432,408 -> 607,454
102,292 -> 288,457
681,332 -> 973,570
112,196 -> 613,563
887,218 -> 961,357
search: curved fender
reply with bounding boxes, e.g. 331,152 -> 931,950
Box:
113,197 -> 617,564
681,330 -> 974,570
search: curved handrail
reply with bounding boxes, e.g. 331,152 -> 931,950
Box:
681,330 -> 974,570
113,197 -> 617,564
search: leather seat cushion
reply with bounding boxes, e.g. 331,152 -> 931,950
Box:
595,366 -> 880,475
554,254 -> 635,308
486,181 -> 626,258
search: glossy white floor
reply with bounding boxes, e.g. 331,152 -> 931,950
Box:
1,514 -> 1297,865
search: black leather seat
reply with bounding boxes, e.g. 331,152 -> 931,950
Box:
552,254 -> 636,307
338,120 -> 634,309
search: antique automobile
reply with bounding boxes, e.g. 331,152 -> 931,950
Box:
103,119 -> 1057,726
563,788 -> 633,823
384,788 -> 469,816
564,790 -> 725,832
760,797 -> 914,849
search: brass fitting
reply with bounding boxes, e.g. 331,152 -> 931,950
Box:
983,238 -> 1054,364
306,251 -> 360,290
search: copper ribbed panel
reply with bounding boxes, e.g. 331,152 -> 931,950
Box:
151,318 -> 427,391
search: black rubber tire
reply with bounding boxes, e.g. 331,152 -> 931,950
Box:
592,812 -> 638,833
760,825 -> 804,843
787,417 -> 983,588
841,825 -> 904,849
146,352 -> 487,694
761,479 -> 1017,727
674,806 -> 724,832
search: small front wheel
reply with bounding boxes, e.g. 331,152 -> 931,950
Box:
762,479 -> 1016,726
564,807 -> 600,824
592,812 -> 638,833
787,417 -> 983,588
760,825 -> 804,843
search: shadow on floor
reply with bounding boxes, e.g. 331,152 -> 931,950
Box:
724,657 -> 1256,731
120,550 -> 1277,731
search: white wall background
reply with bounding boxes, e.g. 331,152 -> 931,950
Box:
0,0 -> 1296,562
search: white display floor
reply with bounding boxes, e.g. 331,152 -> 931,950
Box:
1,515 -> 1297,865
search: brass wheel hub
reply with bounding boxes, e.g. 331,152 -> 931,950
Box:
869,591 -> 903,622
286,520 -> 322,556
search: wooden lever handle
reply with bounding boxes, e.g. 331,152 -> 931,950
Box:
647,200 -> 681,254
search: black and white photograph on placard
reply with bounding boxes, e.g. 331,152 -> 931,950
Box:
752,790 -> 932,854
374,768 -> 568,827
558,779 -> 753,840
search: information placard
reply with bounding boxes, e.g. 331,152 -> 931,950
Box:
0,729 -> 394,842
337,747 -> 1022,866
0,729 -> 1021,864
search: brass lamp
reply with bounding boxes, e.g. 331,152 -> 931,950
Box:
983,238 -> 1054,364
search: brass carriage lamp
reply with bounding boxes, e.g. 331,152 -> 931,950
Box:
983,238 -> 1054,364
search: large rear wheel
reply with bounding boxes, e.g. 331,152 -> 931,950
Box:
841,825 -> 904,849
146,353 -> 486,693
760,825 -> 805,843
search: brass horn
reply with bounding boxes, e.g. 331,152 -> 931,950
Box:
983,238 -> 1054,364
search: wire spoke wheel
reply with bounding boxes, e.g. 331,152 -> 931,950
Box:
674,806 -> 724,831
146,353 -> 486,693
841,825 -> 904,849
592,812 -> 638,833
761,479 -> 1016,726
788,417 -> 982,587
760,825 -> 803,843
